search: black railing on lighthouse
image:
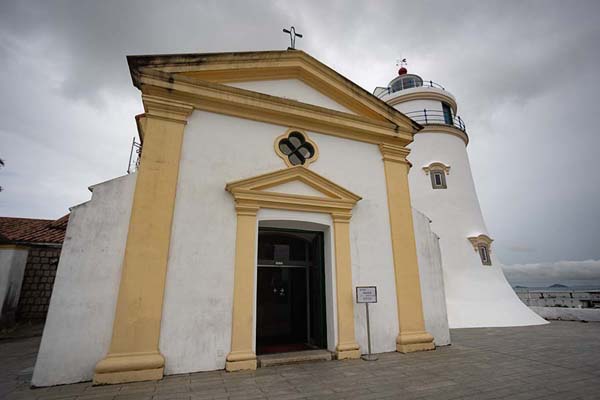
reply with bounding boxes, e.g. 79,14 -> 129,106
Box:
374,79 -> 446,98
404,109 -> 467,132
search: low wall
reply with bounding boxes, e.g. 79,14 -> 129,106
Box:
530,306 -> 600,322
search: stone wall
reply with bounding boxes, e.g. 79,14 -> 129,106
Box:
530,306 -> 600,322
17,246 -> 61,321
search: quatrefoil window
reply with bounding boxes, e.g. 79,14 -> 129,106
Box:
275,130 -> 318,167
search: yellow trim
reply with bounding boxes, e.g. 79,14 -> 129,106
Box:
0,244 -> 28,250
423,162 -> 451,175
419,125 -> 469,146
274,128 -> 319,168
225,204 -> 259,372
379,144 -> 435,353
468,234 -> 494,252
137,75 -> 414,147
131,50 -> 420,130
93,96 -> 193,385
225,166 -> 361,368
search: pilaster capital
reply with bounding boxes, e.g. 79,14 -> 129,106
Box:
331,212 -> 352,223
235,204 -> 260,216
379,144 -> 412,167
142,95 -> 194,124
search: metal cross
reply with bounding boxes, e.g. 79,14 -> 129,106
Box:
283,26 -> 303,50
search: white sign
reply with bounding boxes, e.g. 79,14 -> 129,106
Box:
356,286 -> 377,303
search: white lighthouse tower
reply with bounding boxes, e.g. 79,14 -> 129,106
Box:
375,66 -> 546,328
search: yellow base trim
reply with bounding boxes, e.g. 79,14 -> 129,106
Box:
396,332 -> 435,354
225,359 -> 257,372
225,350 -> 257,372
94,367 -> 163,385
93,352 -> 165,385
336,342 -> 361,360
336,349 -> 361,360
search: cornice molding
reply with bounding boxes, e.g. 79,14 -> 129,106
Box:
129,50 -> 421,132
468,234 -> 494,252
225,166 -> 361,216
418,124 -> 469,146
141,95 -> 194,124
386,89 -> 458,114
379,144 -> 412,166
135,69 -> 415,147
423,162 -> 451,175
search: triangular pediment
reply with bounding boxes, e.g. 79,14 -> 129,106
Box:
127,50 -> 419,133
226,166 -> 361,203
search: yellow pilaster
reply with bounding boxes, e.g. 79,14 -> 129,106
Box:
225,204 -> 260,372
379,144 -> 435,353
93,96 -> 193,385
332,212 -> 361,360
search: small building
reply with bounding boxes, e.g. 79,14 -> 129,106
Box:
0,215 -> 67,328
32,49 -> 544,387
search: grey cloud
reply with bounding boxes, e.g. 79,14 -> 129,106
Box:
0,0 -> 599,267
503,260 -> 600,287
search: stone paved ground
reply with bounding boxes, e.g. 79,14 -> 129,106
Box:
2,321 -> 600,400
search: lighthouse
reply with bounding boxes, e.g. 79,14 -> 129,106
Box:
375,66 -> 546,328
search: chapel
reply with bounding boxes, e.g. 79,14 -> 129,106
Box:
31,49 -> 544,387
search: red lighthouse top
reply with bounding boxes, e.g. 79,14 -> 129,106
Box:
398,67 -> 408,75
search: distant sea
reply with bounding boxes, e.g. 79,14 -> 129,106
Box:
512,285 -> 600,291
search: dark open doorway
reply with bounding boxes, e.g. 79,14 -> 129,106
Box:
256,228 -> 327,355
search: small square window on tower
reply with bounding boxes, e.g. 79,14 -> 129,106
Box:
431,171 -> 447,189
468,235 -> 494,266
478,244 -> 491,266
423,162 -> 450,190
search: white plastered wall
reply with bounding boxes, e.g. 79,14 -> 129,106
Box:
407,131 -> 546,328
32,174 -> 136,386
412,208 -> 450,346
228,79 -> 355,114
0,247 -> 29,326
159,109 -> 399,375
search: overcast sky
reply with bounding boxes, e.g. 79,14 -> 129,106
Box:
0,1 -> 599,284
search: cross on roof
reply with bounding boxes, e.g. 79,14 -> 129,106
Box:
283,26 -> 303,50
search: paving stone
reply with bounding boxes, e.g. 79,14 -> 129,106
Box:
3,322 -> 600,399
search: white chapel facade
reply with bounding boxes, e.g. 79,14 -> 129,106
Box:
32,50 -> 544,387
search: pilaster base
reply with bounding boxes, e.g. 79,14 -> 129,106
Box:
225,351 -> 257,372
396,332 -> 435,354
93,352 -> 165,385
335,342 -> 361,360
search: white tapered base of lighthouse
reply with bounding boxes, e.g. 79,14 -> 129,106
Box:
444,258 -> 547,328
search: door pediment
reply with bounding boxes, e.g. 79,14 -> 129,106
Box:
225,166 -> 361,215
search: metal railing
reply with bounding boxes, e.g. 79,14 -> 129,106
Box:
405,109 -> 466,132
375,79 -> 446,98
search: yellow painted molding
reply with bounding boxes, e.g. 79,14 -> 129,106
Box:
379,144 -> 435,354
226,206 -> 259,372
128,50 -> 421,131
0,244 -> 29,250
467,234 -> 494,252
332,213 -> 361,360
419,124 -> 469,146
274,128 -> 319,168
226,165 -> 362,203
379,144 -> 412,167
225,166 -> 362,367
93,352 -> 164,385
386,89 -> 458,115
422,162 -> 451,175
94,96 -> 191,385
137,73 -> 414,147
